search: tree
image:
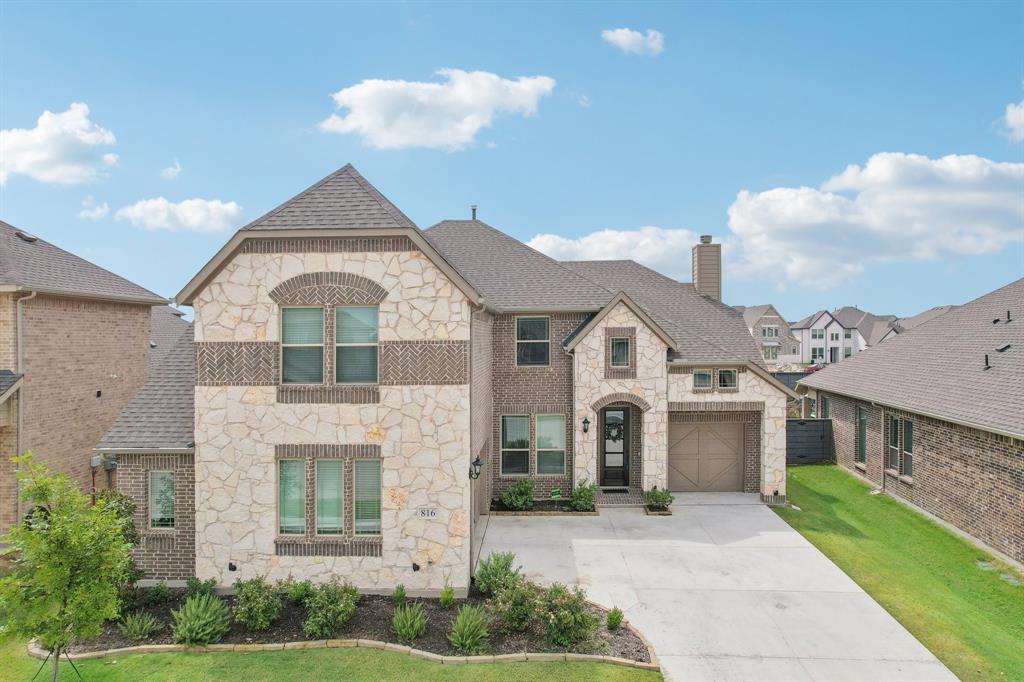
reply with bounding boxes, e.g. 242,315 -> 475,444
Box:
0,453 -> 131,682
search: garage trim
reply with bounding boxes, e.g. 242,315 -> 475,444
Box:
668,410 -> 761,493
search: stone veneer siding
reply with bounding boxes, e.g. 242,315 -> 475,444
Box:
116,452 -> 196,581
825,392 -> 1024,565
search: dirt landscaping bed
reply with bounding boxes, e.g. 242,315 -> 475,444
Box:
488,499 -> 597,515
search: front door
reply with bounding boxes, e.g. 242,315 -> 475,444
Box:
829,347 -> 838,363
601,408 -> 628,486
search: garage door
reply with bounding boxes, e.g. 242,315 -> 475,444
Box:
667,422 -> 743,492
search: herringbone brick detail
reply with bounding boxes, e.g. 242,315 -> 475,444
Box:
379,340 -> 469,385
269,271 -> 388,306
195,342 -> 278,386
240,236 -> 416,254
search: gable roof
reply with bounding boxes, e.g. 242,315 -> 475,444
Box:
790,310 -> 832,329
563,291 -> 676,351
799,278 -> 1024,439
0,221 -> 165,305
735,304 -> 771,329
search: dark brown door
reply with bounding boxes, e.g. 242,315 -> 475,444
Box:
601,408 -> 628,486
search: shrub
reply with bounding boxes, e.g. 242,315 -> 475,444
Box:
143,580 -> 172,607
186,576 -> 218,600
500,479 -> 534,511
97,488 -> 140,547
119,611 -> 159,642
540,583 -> 597,647
448,604 -> 489,655
645,487 -> 674,510
474,552 -> 521,595
569,481 -> 597,512
606,607 -> 624,631
439,582 -> 455,609
171,593 -> 231,645
302,581 -> 360,639
283,578 -> 316,606
392,583 -> 407,607
233,577 -> 282,631
490,580 -> 539,632
392,602 -> 428,642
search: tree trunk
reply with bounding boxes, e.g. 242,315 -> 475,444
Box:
50,646 -> 60,682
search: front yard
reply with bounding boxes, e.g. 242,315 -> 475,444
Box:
775,465 -> 1024,682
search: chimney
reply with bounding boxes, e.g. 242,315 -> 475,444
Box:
692,235 -> 721,301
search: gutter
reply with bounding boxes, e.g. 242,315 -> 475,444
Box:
0,284 -> 166,306
93,447 -> 194,455
14,290 -> 37,525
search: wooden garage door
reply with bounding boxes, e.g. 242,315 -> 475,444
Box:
667,422 -> 743,492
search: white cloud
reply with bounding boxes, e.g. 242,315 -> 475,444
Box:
160,160 -> 183,179
578,95 -> 591,108
528,226 -> 701,280
601,28 -> 664,56
0,102 -> 118,185
1004,100 -> 1024,142
115,197 -> 243,233
77,195 -> 109,221
318,68 -> 556,151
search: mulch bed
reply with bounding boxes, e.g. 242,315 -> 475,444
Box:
489,499 -> 595,514
67,588 -> 650,662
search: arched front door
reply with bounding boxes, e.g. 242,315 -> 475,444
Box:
600,407 -> 629,486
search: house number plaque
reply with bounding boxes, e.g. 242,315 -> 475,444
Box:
416,508 -> 438,519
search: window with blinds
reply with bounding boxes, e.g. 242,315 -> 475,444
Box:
282,308 -> 324,384
150,471 -> 175,529
501,415 -> 529,474
536,414 -> 565,474
316,460 -> 344,535
856,406 -> 867,463
354,460 -> 382,535
336,307 -> 379,384
902,421 -> 913,476
278,459 -> 305,534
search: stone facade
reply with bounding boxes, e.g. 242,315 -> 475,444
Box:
825,392 -> 1024,565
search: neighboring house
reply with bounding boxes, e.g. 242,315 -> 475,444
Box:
0,220 -> 166,535
734,304 -> 800,367
877,305 -> 957,344
101,164 -> 794,593
790,306 -> 897,365
798,278 -> 1024,565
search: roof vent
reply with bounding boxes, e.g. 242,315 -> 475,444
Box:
471,205 -> 478,220
996,344 -> 1011,353
983,354 -> 991,370
150,341 -> 157,348
1006,310 -> 1012,323
700,234 -> 712,244
15,230 -> 38,243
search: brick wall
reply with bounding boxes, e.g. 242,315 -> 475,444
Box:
470,311 -> 493,521
0,394 -> 17,531
491,313 -> 586,500
117,452 -> 196,581
827,392 -> 1024,565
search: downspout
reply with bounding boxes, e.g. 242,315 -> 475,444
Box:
15,290 -> 37,523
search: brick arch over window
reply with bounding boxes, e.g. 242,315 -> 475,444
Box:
591,392 -> 651,413
269,272 -> 388,306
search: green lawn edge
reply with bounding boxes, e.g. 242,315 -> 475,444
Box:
774,464 -> 1024,682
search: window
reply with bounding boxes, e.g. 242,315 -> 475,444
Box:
855,407 -> 867,463
693,369 -> 712,389
844,347 -> 852,358
902,421 -> 913,476
811,347 -> 824,361
762,326 -> 779,338
820,396 -> 831,418
844,329 -> 852,339
501,416 -> 529,474
764,346 -> 778,361
830,332 -> 840,341
278,459 -> 305,535
281,307 -> 324,384
354,460 -> 382,535
315,460 -> 344,535
811,329 -> 824,339
336,306 -> 378,383
149,471 -> 175,529
516,317 -> 549,366
888,416 -> 900,470
536,415 -> 565,475
610,338 -> 630,367
717,369 -> 738,389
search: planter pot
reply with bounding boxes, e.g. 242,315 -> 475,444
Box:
644,505 -> 672,516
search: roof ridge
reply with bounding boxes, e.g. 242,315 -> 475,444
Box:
343,165 -> 417,229
239,164 -> 347,231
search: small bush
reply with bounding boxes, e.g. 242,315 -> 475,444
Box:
186,576 -> 218,600
500,479 -> 534,511
119,611 -> 159,642
645,487 -> 674,510
302,581 -> 360,639
171,593 -> 231,645
392,583 -> 407,607
233,577 -> 282,631
569,481 -> 597,512
606,607 -> 624,631
392,602 -> 428,642
439,582 -> 455,609
283,578 -> 316,606
490,580 -> 539,632
448,604 -> 490,655
540,583 -> 597,647
474,552 -> 521,595
98,488 -> 141,546
143,580 -> 172,607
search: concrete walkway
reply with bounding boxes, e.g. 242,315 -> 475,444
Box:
479,493 -> 956,682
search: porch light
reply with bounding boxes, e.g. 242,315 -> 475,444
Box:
469,456 -> 483,480
582,417 -> 591,434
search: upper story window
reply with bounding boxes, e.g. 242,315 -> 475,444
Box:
693,369 -> 713,389
336,306 -> 379,384
717,369 -> 738,389
830,332 -> 840,341
150,471 -> 175,529
762,326 -> 779,338
844,329 -> 852,339
281,307 -> 324,384
516,317 -> 549,366
764,345 -> 778,361
811,329 -> 824,339
610,338 -> 630,367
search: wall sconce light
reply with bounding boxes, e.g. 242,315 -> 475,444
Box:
582,417 -> 591,433
469,456 -> 483,480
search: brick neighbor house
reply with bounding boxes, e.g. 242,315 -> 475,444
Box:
798,278 -> 1024,565
0,220 -> 166,535
733,304 -> 801,368
102,164 -> 794,593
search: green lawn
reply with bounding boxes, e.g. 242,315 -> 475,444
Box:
775,465 -> 1024,682
0,639 -> 660,682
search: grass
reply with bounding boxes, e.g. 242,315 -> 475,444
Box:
775,464 -> 1024,682
0,639 -> 660,682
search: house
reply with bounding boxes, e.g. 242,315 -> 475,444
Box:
734,304 -> 801,367
0,221 -> 166,535
790,306 -> 897,365
798,278 -> 1024,565
101,164 -> 794,593
877,305 -> 957,344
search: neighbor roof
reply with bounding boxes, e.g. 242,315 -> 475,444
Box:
0,221 -> 165,304
734,304 -> 774,330
97,306 -> 195,451
800,278 -> 1024,439
0,369 -> 22,405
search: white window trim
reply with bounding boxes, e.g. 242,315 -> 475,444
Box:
335,305 -> 379,385
535,414 -> 566,476
763,345 -> 778,360
500,414 -> 531,476
692,368 -> 713,390
314,458 -> 344,536
762,325 -> 779,338
515,315 -> 551,367
149,470 -> 175,530
610,337 -> 630,367
811,329 -> 824,339
280,305 -> 325,385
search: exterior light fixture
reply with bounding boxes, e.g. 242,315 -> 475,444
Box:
582,417 -> 591,433
469,456 -> 483,480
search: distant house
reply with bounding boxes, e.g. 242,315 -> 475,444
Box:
878,305 -> 957,344
798,278 -> 1023,565
734,304 -> 800,367
790,306 -> 898,365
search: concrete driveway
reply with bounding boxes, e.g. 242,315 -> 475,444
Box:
479,493 -> 956,682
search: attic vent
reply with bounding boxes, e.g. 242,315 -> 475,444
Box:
983,354 -> 991,370
15,230 -> 38,243
996,344 -> 1011,353
150,341 -> 157,348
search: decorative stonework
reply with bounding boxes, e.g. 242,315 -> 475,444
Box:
269,271 -> 388,306
604,327 -> 637,380
276,385 -> 380,404
669,401 -> 765,411
274,539 -> 383,557
275,443 -> 381,458
196,342 -> 278,386
591,392 -> 652,413
379,341 -> 469,385
240,236 -> 417,254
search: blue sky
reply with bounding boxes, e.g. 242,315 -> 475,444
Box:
2,1 -> 1022,320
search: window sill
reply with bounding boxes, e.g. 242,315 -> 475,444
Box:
898,474 -> 914,485
884,468 -> 899,478
277,384 -> 380,404
274,536 -> 382,557
854,462 -> 866,472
